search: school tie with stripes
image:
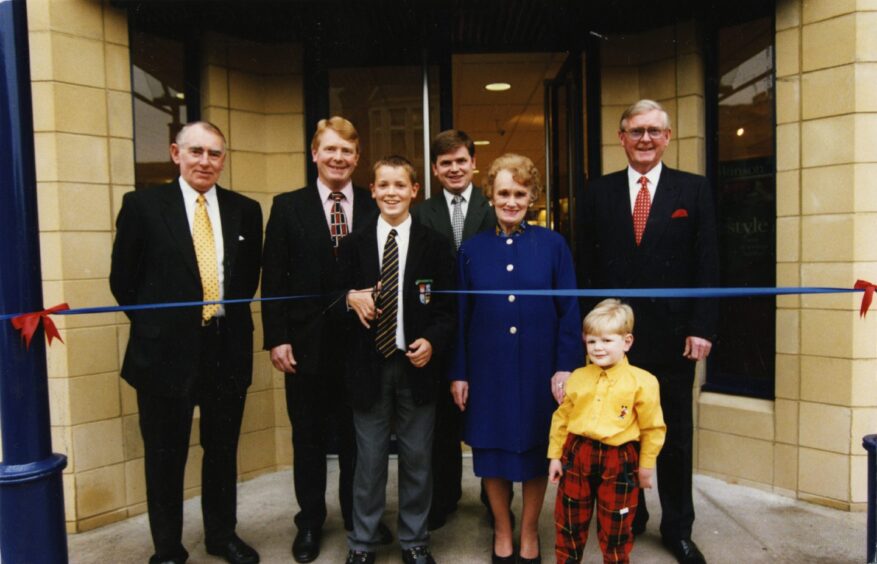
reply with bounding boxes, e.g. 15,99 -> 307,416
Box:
376,229 -> 399,358
451,194 -> 464,249
193,194 -> 220,322
329,191 -> 349,249
632,175 -> 651,246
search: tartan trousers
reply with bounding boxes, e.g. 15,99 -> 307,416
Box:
554,434 -> 640,564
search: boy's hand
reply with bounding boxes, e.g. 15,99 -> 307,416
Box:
551,371 -> 571,404
548,459 -> 564,484
451,380 -> 468,411
347,288 -> 377,328
406,338 -> 432,367
638,467 -> 655,489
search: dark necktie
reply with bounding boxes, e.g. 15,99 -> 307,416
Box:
632,176 -> 651,246
451,194 -> 464,249
329,192 -> 349,249
376,229 -> 399,357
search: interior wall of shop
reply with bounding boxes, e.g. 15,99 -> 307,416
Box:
24,0 -> 877,534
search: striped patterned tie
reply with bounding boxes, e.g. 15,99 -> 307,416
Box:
193,194 -> 220,322
376,229 -> 399,357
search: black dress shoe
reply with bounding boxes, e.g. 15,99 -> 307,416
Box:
205,534 -> 259,564
291,528 -> 321,563
377,521 -> 393,545
401,545 -> 436,564
662,538 -> 707,564
345,549 -> 376,564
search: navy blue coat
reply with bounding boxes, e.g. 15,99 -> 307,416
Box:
450,225 -> 583,453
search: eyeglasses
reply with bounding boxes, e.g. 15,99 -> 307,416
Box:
623,127 -> 666,140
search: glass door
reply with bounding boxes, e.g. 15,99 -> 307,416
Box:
544,53 -> 586,249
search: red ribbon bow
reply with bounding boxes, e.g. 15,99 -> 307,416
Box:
855,280 -> 877,317
10,303 -> 69,349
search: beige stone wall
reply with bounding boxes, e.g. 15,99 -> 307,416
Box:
199,32 -> 307,476
599,21 -> 705,175
29,1 -> 306,532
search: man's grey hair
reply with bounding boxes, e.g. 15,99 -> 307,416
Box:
619,99 -> 670,131
175,121 -> 227,147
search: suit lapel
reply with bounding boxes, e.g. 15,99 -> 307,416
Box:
428,193 -> 454,241
609,172 -> 637,252
463,188 -> 490,240
301,185 -> 335,253
161,181 -> 200,280
403,221 -> 426,304
216,186 -> 241,290
640,167 -> 679,250
351,186 -> 375,233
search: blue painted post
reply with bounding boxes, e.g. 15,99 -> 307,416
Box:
864,435 -> 877,563
0,0 -> 70,562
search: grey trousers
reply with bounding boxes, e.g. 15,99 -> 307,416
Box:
348,354 -> 435,551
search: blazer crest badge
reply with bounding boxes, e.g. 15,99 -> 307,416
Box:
416,279 -> 433,304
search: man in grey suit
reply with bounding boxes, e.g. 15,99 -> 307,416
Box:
412,129 -> 495,530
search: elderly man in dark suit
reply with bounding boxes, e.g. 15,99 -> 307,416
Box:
110,121 -> 262,564
411,129 -> 494,530
579,99 -> 719,564
261,117 -> 390,563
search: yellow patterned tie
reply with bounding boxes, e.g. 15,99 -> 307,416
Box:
193,194 -> 220,322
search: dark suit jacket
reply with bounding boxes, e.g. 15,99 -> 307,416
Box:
261,184 -> 378,375
579,166 -> 719,366
337,216 -> 456,410
110,181 -> 263,398
411,185 -> 495,244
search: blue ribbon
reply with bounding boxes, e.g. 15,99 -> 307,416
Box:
0,286 -> 863,322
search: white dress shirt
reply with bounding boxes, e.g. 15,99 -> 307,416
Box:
626,162 -> 662,214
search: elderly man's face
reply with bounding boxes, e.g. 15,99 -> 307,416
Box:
618,109 -> 671,175
170,125 -> 226,193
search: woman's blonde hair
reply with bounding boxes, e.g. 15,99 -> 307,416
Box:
484,153 -> 543,202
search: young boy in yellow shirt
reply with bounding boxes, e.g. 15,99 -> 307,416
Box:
548,299 -> 666,563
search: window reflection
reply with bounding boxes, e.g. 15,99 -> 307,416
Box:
708,16 -> 776,398
131,31 -> 189,190
329,66 -> 439,195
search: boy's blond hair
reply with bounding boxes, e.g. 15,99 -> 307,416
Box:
372,155 -> 417,184
583,299 -> 634,336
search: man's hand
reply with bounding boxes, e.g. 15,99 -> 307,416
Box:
551,371 -> 571,404
406,338 -> 433,368
451,380 -> 468,411
548,459 -> 564,484
347,288 -> 377,329
638,467 -> 655,489
683,336 -> 712,360
270,344 -> 297,374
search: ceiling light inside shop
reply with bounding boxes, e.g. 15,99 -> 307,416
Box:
485,82 -> 511,92
473,140 -> 491,146
736,127 -> 745,136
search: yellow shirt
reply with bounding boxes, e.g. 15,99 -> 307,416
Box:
547,356 -> 666,468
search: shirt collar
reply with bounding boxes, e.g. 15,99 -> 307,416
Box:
627,161 -> 663,188
378,214 -> 412,239
495,220 -> 527,237
443,183 -> 473,206
179,176 -> 217,205
596,355 -> 631,380
317,179 -> 354,203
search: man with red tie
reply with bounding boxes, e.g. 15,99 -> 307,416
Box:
578,99 -> 719,564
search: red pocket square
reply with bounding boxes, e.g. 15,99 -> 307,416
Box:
671,208 -> 688,218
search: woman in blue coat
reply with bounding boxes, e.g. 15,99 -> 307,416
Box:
450,153 -> 582,563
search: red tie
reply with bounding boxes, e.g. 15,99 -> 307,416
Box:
633,176 -> 650,246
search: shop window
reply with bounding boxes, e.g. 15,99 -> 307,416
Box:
705,15 -> 776,398
130,30 -> 196,190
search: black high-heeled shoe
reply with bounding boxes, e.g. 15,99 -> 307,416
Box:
491,535 -> 515,564
518,539 -> 541,563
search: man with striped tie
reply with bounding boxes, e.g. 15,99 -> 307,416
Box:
340,156 -> 456,564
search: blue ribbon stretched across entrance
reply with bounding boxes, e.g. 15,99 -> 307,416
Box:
2,284 -> 875,348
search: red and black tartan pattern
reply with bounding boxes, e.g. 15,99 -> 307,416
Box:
554,435 -> 639,564
329,191 -> 349,248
